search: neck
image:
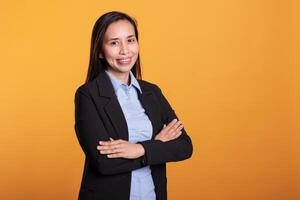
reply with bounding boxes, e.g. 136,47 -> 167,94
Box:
106,69 -> 130,85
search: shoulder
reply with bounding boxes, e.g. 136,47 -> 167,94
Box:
138,79 -> 162,94
75,78 -> 98,98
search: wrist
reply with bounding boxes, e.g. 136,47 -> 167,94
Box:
137,142 -> 147,166
137,143 -> 145,156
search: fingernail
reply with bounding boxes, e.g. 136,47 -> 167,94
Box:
99,141 -> 103,145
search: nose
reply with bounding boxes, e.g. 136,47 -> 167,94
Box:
119,42 -> 129,55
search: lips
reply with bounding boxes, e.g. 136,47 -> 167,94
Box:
116,57 -> 131,64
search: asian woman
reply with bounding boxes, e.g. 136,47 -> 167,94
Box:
74,11 -> 193,200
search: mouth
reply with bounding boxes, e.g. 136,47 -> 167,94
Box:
116,57 -> 132,65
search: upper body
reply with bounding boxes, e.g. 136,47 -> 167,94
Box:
74,70 -> 193,200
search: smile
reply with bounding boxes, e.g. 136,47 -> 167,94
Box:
116,57 -> 132,64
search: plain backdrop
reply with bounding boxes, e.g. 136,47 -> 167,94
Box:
0,0 -> 299,199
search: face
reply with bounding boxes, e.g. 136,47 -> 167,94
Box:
100,20 -> 139,77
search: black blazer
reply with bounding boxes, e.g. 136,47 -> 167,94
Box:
74,71 -> 193,200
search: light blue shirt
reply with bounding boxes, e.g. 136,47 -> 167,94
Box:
105,70 -> 156,200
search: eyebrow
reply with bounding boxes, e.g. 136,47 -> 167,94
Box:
108,35 -> 135,41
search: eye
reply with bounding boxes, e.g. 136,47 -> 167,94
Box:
110,41 -> 118,46
128,38 -> 136,43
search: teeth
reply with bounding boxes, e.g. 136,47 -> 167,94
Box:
118,58 -> 131,62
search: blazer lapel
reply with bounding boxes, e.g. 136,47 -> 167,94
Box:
138,83 -> 162,140
95,72 -> 129,140
95,71 -> 162,141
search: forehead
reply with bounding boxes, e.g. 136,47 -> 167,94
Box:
104,20 -> 136,39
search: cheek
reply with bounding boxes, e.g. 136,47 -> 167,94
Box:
130,44 -> 139,55
103,47 -> 118,59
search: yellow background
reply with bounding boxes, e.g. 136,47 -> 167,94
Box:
0,0 -> 299,199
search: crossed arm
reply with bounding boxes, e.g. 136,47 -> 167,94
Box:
97,118 -> 184,159
74,84 -> 193,175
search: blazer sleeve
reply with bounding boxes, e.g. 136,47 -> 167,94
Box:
138,84 -> 193,165
74,86 -> 146,175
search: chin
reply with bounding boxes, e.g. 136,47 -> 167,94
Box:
117,65 -> 134,72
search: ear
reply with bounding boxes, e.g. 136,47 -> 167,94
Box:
99,52 -> 104,59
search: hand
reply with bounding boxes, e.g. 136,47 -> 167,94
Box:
154,118 -> 184,142
97,138 -> 145,159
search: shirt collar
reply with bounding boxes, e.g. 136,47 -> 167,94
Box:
105,70 -> 142,94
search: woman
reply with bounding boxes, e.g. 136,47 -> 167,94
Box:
74,11 -> 193,200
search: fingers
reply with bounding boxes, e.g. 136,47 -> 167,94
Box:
170,130 -> 183,140
164,119 -> 179,132
99,147 -> 123,155
99,139 -> 123,146
98,143 -> 123,151
97,144 -> 124,156
166,119 -> 182,130
165,119 -> 183,135
97,139 -> 125,154
174,124 -> 184,134
107,153 -> 123,158
156,118 -> 184,142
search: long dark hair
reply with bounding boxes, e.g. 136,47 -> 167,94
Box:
85,11 -> 142,83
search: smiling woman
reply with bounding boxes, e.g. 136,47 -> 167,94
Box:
74,11 -> 193,200
99,20 -> 139,82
